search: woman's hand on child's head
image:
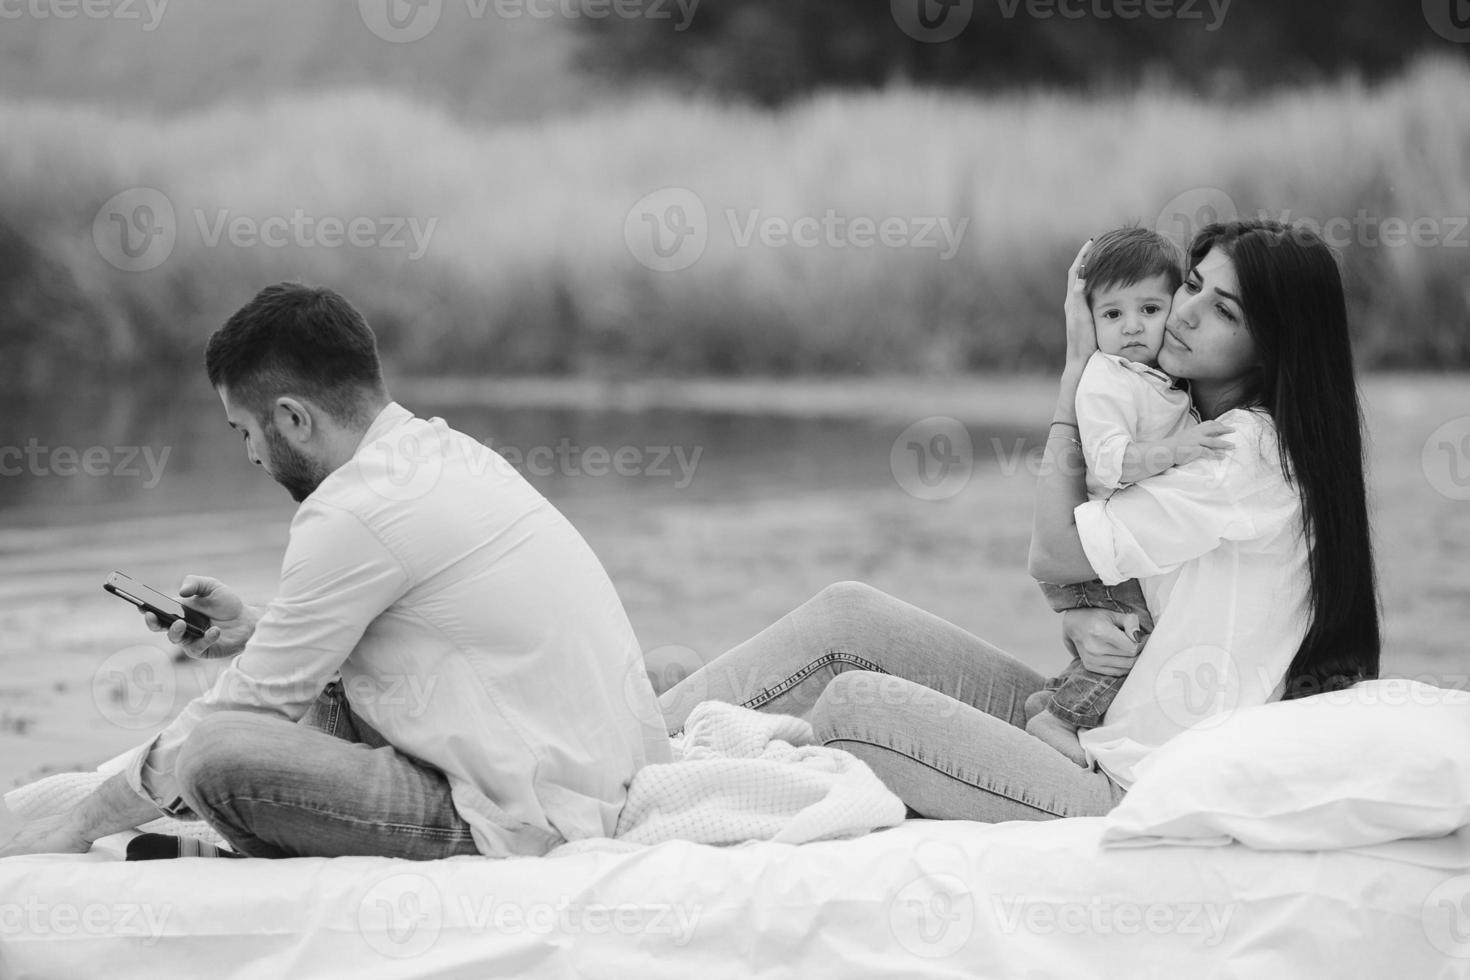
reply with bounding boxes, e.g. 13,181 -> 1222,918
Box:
1064,239 -> 1099,369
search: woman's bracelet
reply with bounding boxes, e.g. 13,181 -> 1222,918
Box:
1048,420 -> 1081,447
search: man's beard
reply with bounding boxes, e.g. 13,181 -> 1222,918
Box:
262,423 -> 330,503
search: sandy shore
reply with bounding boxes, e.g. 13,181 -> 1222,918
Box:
3,374 -> 1465,791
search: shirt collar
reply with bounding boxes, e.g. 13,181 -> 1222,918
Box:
351,402 -> 415,457
1096,350 -> 1177,386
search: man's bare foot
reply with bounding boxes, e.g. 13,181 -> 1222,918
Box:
1025,709 -> 1089,767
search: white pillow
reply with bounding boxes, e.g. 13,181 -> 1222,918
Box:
1100,678 -> 1470,851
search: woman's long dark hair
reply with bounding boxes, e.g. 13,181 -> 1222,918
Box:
1188,219 -> 1380,699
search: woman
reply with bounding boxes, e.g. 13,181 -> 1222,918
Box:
659,220 -> 1380,820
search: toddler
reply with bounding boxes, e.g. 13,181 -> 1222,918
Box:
1026,226 -> 1228,765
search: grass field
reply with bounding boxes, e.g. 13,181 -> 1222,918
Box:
2,55 -> 1467,391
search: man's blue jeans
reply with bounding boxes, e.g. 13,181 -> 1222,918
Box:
173,680 -> 480,859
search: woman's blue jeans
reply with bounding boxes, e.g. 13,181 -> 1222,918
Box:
658,581 -> 1126,821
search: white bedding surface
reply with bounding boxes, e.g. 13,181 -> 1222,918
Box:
2,818 -> 1466,980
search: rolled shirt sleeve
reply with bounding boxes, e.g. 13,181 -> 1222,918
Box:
123,502 -> 410,813
1075,421 -> 1266,587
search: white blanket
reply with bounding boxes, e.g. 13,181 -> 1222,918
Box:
577,701 -> 906,850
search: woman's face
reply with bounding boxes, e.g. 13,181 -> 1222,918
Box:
1157,246 -> 1259,382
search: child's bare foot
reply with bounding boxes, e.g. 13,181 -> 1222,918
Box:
1023,689 -> 1052,723
1025,709 -> 1089,767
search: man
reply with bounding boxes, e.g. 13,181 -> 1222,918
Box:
2,283 -> 671,859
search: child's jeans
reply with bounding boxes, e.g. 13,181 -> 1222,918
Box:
1035,578 -> 1154,728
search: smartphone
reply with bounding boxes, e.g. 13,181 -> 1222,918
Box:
104,571 -> 211,640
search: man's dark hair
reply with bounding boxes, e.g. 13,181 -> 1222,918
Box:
205,283 -> 386,427
1084,226 -> 1184,304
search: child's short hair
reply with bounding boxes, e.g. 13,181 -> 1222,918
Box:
1084,227 -> 1184,303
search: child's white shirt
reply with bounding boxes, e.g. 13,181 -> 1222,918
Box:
1075,350 -> 1196,499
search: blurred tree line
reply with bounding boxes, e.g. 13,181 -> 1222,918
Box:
579,0 -> 1464,104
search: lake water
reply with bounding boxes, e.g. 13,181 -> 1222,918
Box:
0,381 -> 1025,523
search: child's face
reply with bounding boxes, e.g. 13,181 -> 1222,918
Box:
1090,274 -> 1173,366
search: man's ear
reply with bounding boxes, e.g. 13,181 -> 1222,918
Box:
272,397 -> 314,443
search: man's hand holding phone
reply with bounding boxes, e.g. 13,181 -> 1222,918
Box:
141,576 -> 259,659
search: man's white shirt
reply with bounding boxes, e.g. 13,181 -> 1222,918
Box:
124,402 -> 672,856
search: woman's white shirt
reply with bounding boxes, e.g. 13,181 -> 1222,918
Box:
1074,407 -> 1310,788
